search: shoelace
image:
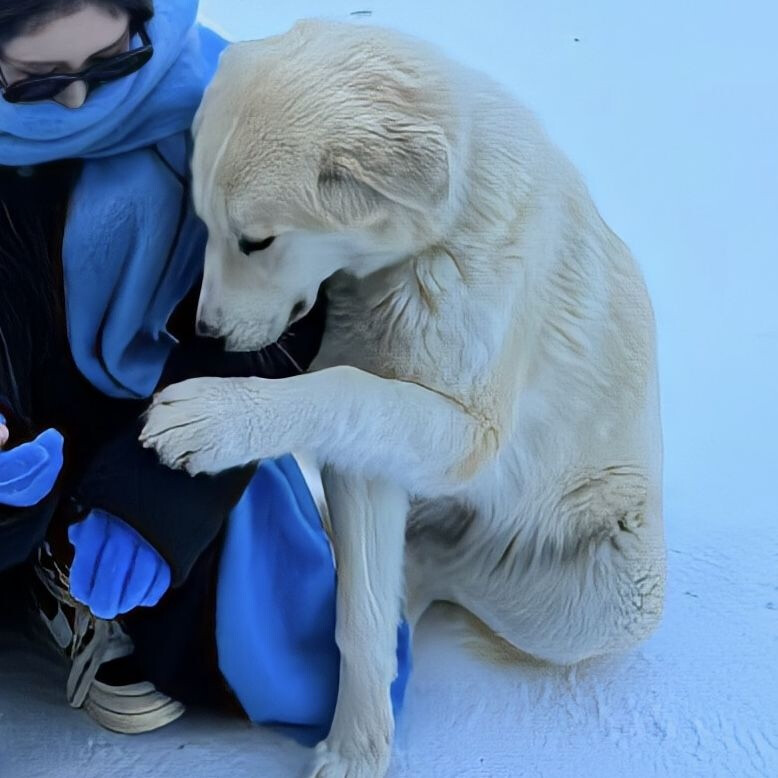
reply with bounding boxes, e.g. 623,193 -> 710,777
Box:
34,545 -> 134,708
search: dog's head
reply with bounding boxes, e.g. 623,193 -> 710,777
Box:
192,19 -> 462,350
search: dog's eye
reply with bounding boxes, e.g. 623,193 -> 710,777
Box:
239,236 -> 276,255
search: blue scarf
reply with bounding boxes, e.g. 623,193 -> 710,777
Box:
0,0 -> 227,398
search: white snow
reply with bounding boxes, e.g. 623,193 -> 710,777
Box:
2,1 -> 777,776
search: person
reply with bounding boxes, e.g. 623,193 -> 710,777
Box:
0,0 -> 410,742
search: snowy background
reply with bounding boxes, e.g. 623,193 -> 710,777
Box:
2,1 -> 777,776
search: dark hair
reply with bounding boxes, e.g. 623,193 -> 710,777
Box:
0,0 -> 154,49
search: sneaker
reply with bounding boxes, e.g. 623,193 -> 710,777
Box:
31,543 -> 186,734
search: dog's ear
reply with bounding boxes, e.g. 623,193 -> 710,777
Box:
318,118 -> 450,221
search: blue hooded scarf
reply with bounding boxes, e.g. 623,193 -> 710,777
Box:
0,0 -> 226,398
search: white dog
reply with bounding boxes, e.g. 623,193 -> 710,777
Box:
141,20 -> 666,778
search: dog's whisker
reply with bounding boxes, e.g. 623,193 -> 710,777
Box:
274,341 -> 304,374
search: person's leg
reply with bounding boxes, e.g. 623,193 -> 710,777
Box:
121,537 -> 239,711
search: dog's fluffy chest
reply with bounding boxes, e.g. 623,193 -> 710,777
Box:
313,260 -> 500,399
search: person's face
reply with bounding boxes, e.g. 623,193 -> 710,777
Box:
0,4 -> 130,109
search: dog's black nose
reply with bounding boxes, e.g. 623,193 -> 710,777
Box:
196,319 -> 220,338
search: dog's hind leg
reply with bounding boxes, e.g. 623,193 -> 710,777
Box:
476,518 -> 665,664
408,474 -> 666,666
308,470 -> 408,778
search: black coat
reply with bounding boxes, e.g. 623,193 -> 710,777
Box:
0,159 -> 326,584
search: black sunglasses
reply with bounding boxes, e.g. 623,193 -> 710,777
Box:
0,24 -> 153,105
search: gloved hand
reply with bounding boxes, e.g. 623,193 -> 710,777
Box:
0,415 -> 64,508
68,509 -> 171,620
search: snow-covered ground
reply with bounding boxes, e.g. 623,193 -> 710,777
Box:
2,1 -> 777,776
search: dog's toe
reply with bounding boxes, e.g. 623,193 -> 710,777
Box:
306,739 -> 389,778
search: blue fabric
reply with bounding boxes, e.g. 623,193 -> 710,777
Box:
0,0 -> 228,399
68,510 -> 171,620
392,620 -> 413,714
217,456 -> 412,741
0,426 -> 63,508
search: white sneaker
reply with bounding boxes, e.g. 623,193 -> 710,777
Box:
32,544 -> 185,734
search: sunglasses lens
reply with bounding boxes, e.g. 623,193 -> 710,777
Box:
89,49 -> 152,83
5,78 -> 68,103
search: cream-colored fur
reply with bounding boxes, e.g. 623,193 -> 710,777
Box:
141,20 -> 665,778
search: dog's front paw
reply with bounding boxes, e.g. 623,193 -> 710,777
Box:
140,378 -> 255,475
306,728 -> 392,778
307,740 -> 390,778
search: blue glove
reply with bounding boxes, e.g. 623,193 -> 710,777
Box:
0,421 -> 64,508
68,510 -> 171,620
